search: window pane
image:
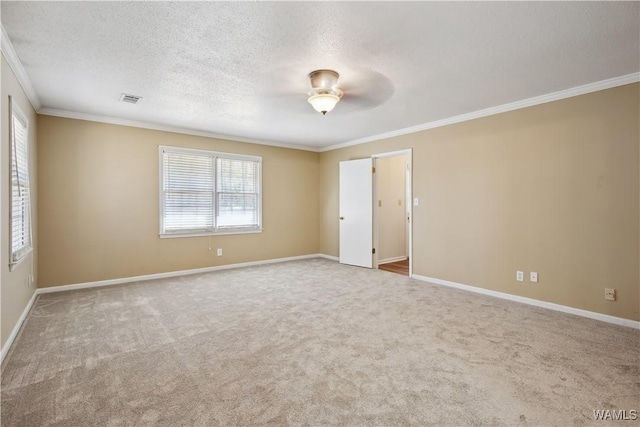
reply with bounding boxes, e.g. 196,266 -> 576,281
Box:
10,107 -> 31,263
217,159 -> 258,193
217,158 -> 260,228
163,154 -> 214,191
11,186 -> 29,252
162,151 -> 215,233
164,191 -> 214,231
217,193 -> 258,227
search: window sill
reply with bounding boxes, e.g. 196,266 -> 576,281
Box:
159,229 -> 263,239
9,247 -> 33,271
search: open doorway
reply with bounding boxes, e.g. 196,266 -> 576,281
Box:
373,149 -> 412,276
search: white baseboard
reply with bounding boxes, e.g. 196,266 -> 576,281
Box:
317,253 -> 339,262
9,257 -> 633,365
38,253 -> 324,295
412,274 -> 640,330
378,256 -> 408,265
1,290 -> 38,364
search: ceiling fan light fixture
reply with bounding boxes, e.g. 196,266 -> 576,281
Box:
308,93 -> 340,115
307,69 -> 343,115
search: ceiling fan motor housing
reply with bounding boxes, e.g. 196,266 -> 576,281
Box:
308,69 -> 343,114
309,69 -> 341,92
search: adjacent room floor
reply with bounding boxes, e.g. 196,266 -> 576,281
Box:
379,258 -> 409,276
1,259 -> 638,426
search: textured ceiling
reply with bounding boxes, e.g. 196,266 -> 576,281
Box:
2,1 -> 639,150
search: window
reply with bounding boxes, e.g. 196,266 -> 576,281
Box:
159,145 -> 262,237
9,98 -> 32,266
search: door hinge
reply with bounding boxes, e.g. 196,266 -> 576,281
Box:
372,166 -> 376,173
372,248 -> 376,254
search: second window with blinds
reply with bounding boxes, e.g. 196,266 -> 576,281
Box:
159,146 -> 262,237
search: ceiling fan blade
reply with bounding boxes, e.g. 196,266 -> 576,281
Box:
337,68 -> 394,112
259,65 -> 394,115
259,90 -> 320,116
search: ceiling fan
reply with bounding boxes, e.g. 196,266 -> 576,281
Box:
265,67 -> 394,116
307,69 -> 343,115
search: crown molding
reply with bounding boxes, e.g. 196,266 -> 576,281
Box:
38,108 -> 321,152
3,19 -> 637,154
320,72 -> 640,153
1,24 -> 41,111
2,22 -> 319,152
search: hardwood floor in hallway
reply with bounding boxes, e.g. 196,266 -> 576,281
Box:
379,258 -> 409,276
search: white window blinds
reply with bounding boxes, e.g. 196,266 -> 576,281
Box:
160,146 -> 262,237
10,100 -> 32,264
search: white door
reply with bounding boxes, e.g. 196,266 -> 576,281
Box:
339,158 -> 373,268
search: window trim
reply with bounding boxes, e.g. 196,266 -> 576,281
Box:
158,145 -> 263,238
8,96 -> 33,269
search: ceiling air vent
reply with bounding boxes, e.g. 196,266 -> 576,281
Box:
119,93 -> 142,104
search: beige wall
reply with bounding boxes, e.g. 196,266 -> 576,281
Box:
5,67 -> 638,344
37,116 -> 319,287
377,155 -> 408,262
320,83 -> 640,321
1,54 -> 38,349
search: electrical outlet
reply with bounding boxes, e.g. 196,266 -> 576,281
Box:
605,288 -> 616,301
530,272 -> 538,283
217,248 -> 223,257
516,271 -> 524,282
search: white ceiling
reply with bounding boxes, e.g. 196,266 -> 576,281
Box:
2,1 -> 639,151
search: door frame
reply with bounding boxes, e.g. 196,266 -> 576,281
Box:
372,149 -> 413,277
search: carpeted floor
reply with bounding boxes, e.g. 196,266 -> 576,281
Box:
1,258 -> 638,426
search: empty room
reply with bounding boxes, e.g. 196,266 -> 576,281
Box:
1,2 -> 639,426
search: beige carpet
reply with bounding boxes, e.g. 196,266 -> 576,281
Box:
1,258 -> 638,426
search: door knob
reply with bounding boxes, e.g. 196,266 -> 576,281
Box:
339,216 -> 344,220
